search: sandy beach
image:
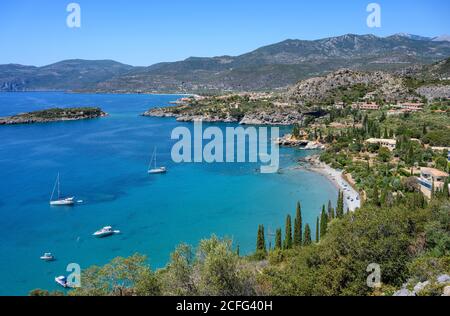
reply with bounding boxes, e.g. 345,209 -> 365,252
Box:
301,156 -> 361,212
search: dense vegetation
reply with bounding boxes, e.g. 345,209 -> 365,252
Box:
0,107 -> 106,125
310,101 -> 450,205
15,107 -> 105,119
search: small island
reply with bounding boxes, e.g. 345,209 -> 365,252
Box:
0,107 -> 107,125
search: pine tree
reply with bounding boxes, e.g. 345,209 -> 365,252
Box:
293,201 -> 302,246
304,224 -> 312,246
320,206 -> 328,239
275,228 -> 282,249
284,215 -> 292,249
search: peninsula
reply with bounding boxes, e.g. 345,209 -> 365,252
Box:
0,107 -> 107,125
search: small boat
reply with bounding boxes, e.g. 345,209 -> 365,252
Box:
93,226 -> 120,238
148,147 -> 167,174
55,276 -> 71,288
50,173 -> 75,206
40,253 -> 55,262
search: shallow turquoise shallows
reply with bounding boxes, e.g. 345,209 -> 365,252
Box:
0,92 -> 337,295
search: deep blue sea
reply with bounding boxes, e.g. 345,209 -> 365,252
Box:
0,92 -> 337,295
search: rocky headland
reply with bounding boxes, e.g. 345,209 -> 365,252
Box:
0,107 -> 107,125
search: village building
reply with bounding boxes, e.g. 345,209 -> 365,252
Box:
418,167 -> 449,198
389,102 -> 424,113
365,138 -> 397,151
352,102 -> 380,111
333,102 -> 344,109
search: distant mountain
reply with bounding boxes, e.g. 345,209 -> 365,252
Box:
432,35 -> 450,42
1,34 -> 450,93
392,33 -> 432,41
0,60 -> 134,91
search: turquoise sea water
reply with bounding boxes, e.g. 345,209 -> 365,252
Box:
0,92 -> 337,295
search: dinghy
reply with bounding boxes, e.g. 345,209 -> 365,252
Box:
40,253 -> 55,262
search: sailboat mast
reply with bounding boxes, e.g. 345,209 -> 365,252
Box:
57,173 -> 60,199
50,173 -> 58,202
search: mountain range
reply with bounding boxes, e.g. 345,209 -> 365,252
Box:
1,33 -> 450,93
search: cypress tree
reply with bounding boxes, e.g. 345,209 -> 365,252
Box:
315,217 -> 320,242
373,184 -> 380,206
327,200 -> 334,219
431,182 -> 435,200
444,177 -> 450,199
380,188 -> 387,206
256,226 -> 261,251
320,207 -> 328,239
336,190 -> 344,218
236,245 -> 240,257
256,225 -> 266,253
293,201 -> 302,246
284,215 -> 292,249
304,224 -> 312,246
275,228 -> 282,250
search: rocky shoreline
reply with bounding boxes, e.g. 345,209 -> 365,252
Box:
0,107 -> 107,125
142,107 -> 305,126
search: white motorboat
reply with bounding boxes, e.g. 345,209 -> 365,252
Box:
49,173 -> 75,206
40,253 -> 55,262
55,276 -> 71,288
148,147 -> 167,174
93,226 -> 120,238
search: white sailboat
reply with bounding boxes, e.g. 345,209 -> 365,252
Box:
50,173 -> 75,206
148,147 -> 167,174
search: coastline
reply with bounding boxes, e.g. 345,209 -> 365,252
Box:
301,155 -> 361,212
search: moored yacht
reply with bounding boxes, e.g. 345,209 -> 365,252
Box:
93,226 -> 120,238
49,173 -> 75,206
148,147 -> 167,174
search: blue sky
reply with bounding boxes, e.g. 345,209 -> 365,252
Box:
0,0 -> 449,66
